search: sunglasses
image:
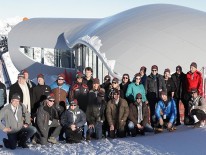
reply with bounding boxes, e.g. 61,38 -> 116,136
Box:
49,100 -> 55,102
152,70 -> 157,72
105,78 -> 110,81
58,78 -> 64,80
136,98 -> 142,99
123,77 -> 128,79
70,104 -> 77,107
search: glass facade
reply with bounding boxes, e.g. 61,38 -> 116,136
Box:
19,45 -> 109,83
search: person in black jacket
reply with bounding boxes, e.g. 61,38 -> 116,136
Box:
35,94 -> 61,145
86,89 -> 107,140
120,74 -> 131,104
100,75 -> 111,96
31,74 -> 51,118
0,80 -> 7,110
171,65 -> 186,125
145,65 -> 166,126
61,99 -> 86,143
163,68 -> 175,98
83,67 -> 94,90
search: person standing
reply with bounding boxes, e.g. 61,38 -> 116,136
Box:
21,69 -> 36,89
145,65 -> 166,126
100,75 -> 111,96
171,65 -> 186,125
83,67 -> 94,90
120,74 -> 131,103
139,66 -> 147,86
185,62 -> 203,118
0,93 -> 36,149
163,68 -> 175,98
0,80 -> 7,110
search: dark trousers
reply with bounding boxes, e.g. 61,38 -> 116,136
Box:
185,109 -> 206,125
174,98 -> 181,124
87,122 -> 103,139
37,119 -> 62,145
7,126 -> 36,149
64,127 -> 83,143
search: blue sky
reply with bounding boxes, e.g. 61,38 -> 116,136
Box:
1,0 -> 206,19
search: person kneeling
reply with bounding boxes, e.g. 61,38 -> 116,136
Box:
35,94 -> 62,145
61,100 -> 86,143
0,94 -> 36,149
128,93 -> 153,136
155,91 -> 177,132
184,88 -> 206,128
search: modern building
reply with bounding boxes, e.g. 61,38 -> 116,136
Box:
8,4 -> 206,82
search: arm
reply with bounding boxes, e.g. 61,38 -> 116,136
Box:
125,83 -> 134,102
194,97 -> 206,111
128,104 -> 138,125
0,108 -> 6,130
76,110 -> 86,127
155,101 -> 162,120
141,85 -> 147,102
120,100 -> 129,122
169,99 -> 177,124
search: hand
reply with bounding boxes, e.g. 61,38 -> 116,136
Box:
167,122 -> 172,129
89,124 -> 94,129
71,124 -> 76,131
137,124 -> 143,129
110,125 -> 114,131
3,127 -> 12,133
159,118 -> 164,126
160,110 -> 163,115
23,124 -> 29,128
145,101 -> 149,105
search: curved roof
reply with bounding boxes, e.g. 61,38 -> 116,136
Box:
8,4 -> 206,78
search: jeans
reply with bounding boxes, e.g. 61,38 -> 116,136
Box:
7,126 -> 37,149
128,121 -> 153,132
87,122 -> 103,139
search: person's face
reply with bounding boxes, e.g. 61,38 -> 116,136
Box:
122,76 -> 129,83
161,94 -> 168,101
135,76 -> 141,84
176,70 -> 181,75
190,66 -> 197,73
164,72 -> 170,79
104,78 -> 110,83
136,97 -> 142,103
11,99 -> 20,107
191,92 -> 198,99
18,77 -> 26,85
38,77 -> 44,85
77,77 -> 83,83
112,81 -> 118,88
151,69 -> 158,75
70,104 -> 77,110
113,93 -> 119,100
57,77 -> 65,84
47,99 -> 55,107
85,70 -> 92,78
23,72 -> 29,80
93,83 -> 99,90
140,70 -> 144,76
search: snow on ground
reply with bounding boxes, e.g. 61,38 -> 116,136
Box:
0,125 -> 205,155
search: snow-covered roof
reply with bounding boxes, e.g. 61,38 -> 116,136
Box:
8,4 -> 206,78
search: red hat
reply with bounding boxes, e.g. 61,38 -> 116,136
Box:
151,65 -> 158,70
164,68 -> 170,73
136,93 -> 142,99
76,72 -> 84,78
47,93 -> 55,100
58,73 -> 65,79
37,73 -> 44,79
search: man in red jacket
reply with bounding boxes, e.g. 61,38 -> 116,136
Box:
185,62 -> 203,117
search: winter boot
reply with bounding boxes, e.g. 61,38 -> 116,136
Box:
48,137 -> 58,144
3,138 -> 10,149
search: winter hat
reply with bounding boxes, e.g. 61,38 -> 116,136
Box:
140,66 -> 147,73
70,99 -> 78,105
47,93 -> 55,100
104,75 -> 111,81
151,65 -> 158,71
76,72 -> 84,78
113,88 -> 120,95
18,72 -> 25,78
57,73 -> 65,79
98,88 -> 105,97
191,88 -> 198,93
164,68 -> 170,73
112,78 -> 119,83
21,69 -> 28,74
136,93 -> 142,99
190,62 -> 197,68
93,78 -> 100,84
176,65 -> 182,72
11,93 -> 21,100
160,91 -> 167,96
37,73 -> 44,79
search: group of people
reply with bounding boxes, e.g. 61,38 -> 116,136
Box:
0,62 -> 205,150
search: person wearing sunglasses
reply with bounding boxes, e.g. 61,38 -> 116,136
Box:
120,74 -> 131,103
35,93 -> 61,145
61,99 -> 86,144
145,65 -> 166,127
128,93 -> 153,136
106,88 -> 129,138
126,73 -> 147,104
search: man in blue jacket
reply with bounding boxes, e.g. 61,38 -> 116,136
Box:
155,91 -> 177,132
